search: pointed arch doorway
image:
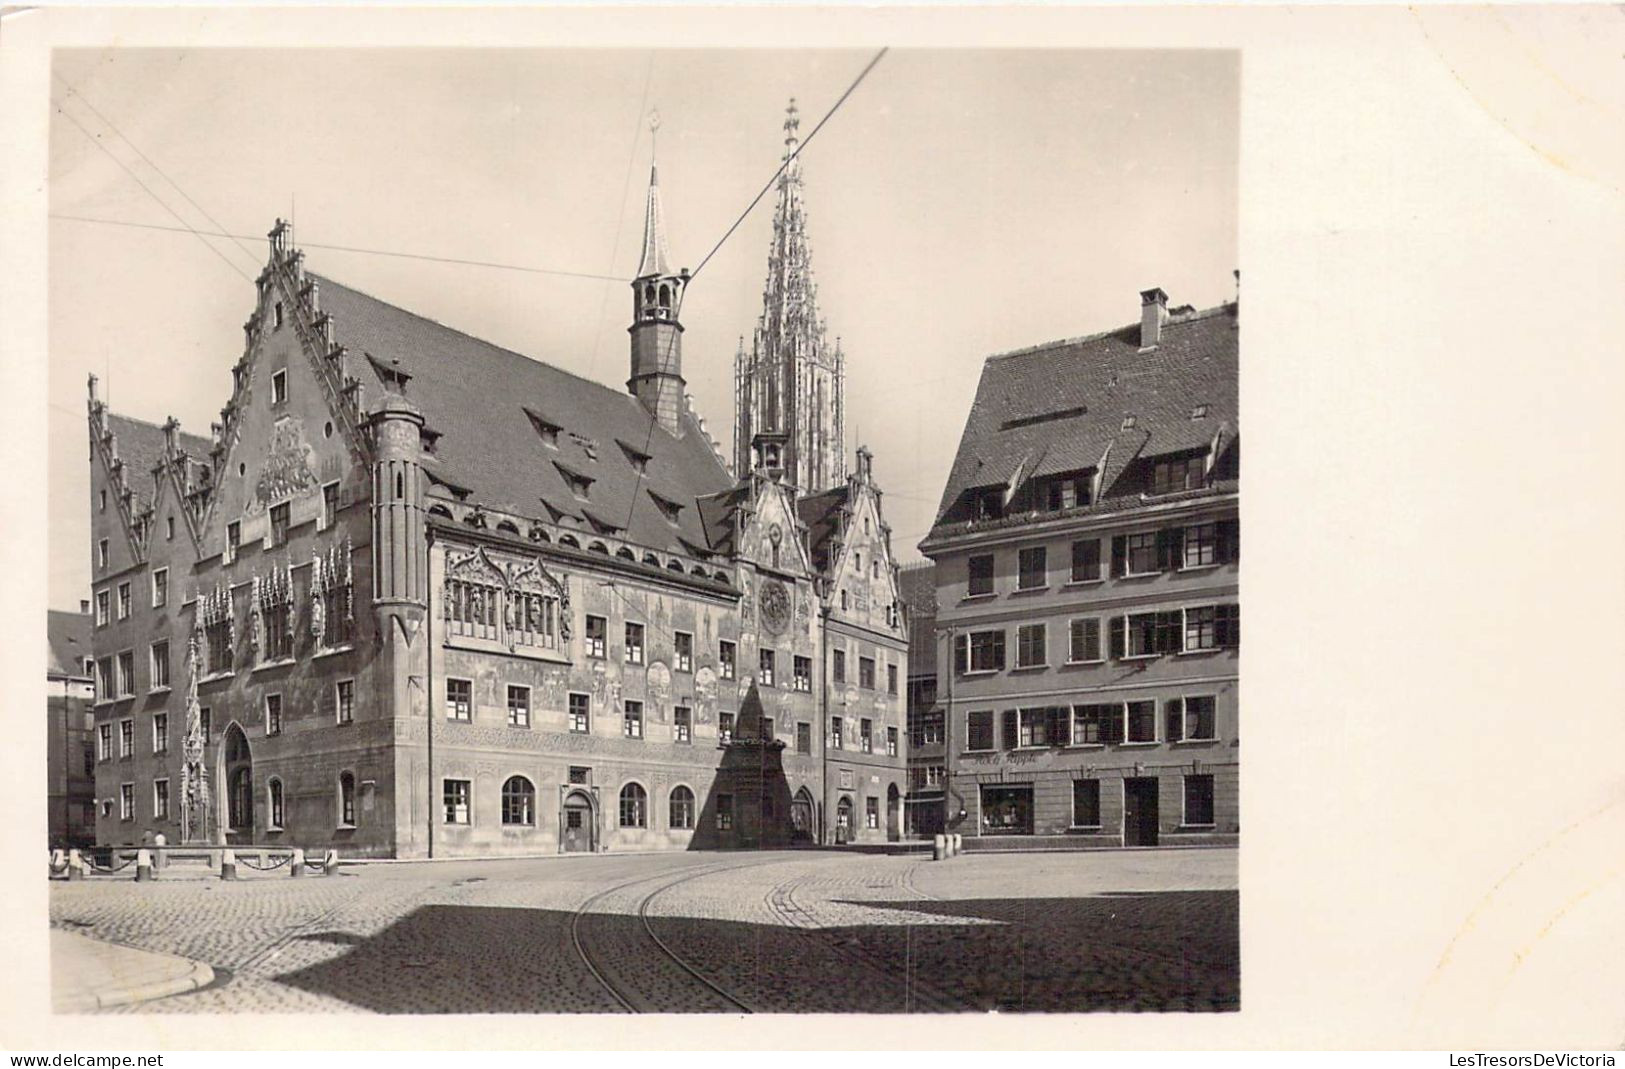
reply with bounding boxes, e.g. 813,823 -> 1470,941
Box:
219,724 -> 253,845
790,787 -> 816,844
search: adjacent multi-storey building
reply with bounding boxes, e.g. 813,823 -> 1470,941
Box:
85,104 -> 907,857
897,561 -> 945,838
47,604 -> 98,848
920,286 -> 1238,846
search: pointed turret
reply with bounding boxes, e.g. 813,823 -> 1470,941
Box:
735,98 -> 846,493
628,110 -> 688,436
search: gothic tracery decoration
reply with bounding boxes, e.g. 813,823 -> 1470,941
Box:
310,536 -> 354,647
444,546 -> 571,650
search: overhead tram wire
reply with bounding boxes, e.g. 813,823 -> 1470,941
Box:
53,71 -> 261,272
49,214 -> 628,283
620,47 -> 890,535
52,101 -> 254,284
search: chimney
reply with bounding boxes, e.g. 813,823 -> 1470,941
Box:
1139,288 -> 1168,350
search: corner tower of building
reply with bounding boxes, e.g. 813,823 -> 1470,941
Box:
628,122 -> 689,437
734,98 -> 846,491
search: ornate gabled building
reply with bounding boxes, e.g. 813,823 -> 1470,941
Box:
734,99 -> 846,495
85,110 -> 906,858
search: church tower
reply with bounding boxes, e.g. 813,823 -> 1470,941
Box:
735,99 -> 846,492
628,115 -> 689,437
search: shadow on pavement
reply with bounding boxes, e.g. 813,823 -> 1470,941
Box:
267,890 -> 1238,1014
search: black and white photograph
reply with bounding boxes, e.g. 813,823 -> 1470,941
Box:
5,3 -> 1624,1056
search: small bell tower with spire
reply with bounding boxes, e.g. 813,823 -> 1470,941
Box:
628,110 -> 689,437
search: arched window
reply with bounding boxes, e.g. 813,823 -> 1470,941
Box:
267,778 -> 285,829
619,782 -> 647,828
501,776 -> 535,826
496,520 -> 520,536
559,535 -> 580,549
658,284 -> 671,308
429,504 -> 453,519
669,786 -> 695,830
339,771 -> 356,827
644,283 -> 655,304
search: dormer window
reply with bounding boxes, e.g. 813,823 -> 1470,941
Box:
525,408 -> 561,448
618,439 -> 653,474
1191,404 -> 1209,419
1043,469 -> 1093,512
972,487 -> 1003,521
271,369 -> 288,406
1151,453 -> 1207,496
1121,415 -> 1137,431
647,489 -> 683,526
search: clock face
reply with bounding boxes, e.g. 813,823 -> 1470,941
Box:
759,578 -> 791,635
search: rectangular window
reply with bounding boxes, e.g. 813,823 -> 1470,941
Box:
568,766 -> 590,785
1125,611 -> 1184,658
796,722 -> 811,754
119,783 -> 133,821
150,641 -> 170,689
1172,695 -> 1217,742
1125,700 -> 1157,743
719,640 -> 736,680
446,678 -> 472,722
117,583 -> 131,620
866,796 -> 879,829
116,650 -> 134,696
832,649 -> 846,684
119,719 -> 133,759
1016,624 -> 1047,668
1124,532 -> 1158,576
793,655 -> 812,692
1184,774 -> 1216,826
95,590 -> 110,627
1153,453 -> 1206,495
227,521 -> 241,562
322,481 -> 340,530
334,679 -> 355,724
1185,604 -> 1241,651
568,693 -> 590,734
269,501 -> 290,548
443,779 -> 471,824
151,568 -> 168,609
624,622 -> 645,665
1073,703 -> 1123,745
1070,539 -> 1101,583
716,794 -> 734,831
831,716 -> 844,750
762,716 -> 774,740
152,713 -> 168,754
1018,707 -> 1050,748
718,711 -> 734,746
1018,546 -> 1047,590
585,615 -> 606,658
271,368 -> 288,405
623,699 -> 643,739
966,710 -> 995,752
859,656 -> 876,689
967,554 -> 995,597
265,693 -> 282,736
758,648 -> 776,687
96,658 -> 112,700
860,718 -> 873,753
1183,522 -> 1218,568
887,726 -> 899,756
1068,618 -> 1102,663
1072,779 -> 1101,827
507,685 -> 530,728
674,705 -> 692,744
960,629 -> 1006,674
153,778 -> 170,820
98,539 -> 109,571
674,631 -> 693,673
97,723 -> 111,762
887,663 -> 898,695
84,745 -> 94,777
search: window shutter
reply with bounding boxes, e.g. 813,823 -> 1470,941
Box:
1217,518 -> 1240,564
1158,610 -> 1184,655
1111,535 -> 1126,577
1165,699 -> 1184,743
1001,709 -> 1019,751
954,633 -> 968,675
992,630 -> 1007,671
1108,615 -> 1125,660
1049,706 -> 1068,747
1102,705 -> 1124,744
1157,527 -> 1183,571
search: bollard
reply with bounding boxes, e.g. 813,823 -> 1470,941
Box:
67,849 -> 85,882
51,848 -> 66,875
153,833 -> 167,871
933,833 -> 946,861
321,848 -> 339,876
220,848 -> 238,881
952,833 -> 963,856
135,848 -> 154,882
289,847 -> 305,878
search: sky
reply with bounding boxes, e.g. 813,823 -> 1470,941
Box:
47,47 -> 1238,610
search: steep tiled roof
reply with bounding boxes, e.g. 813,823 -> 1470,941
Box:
313,275 -> 735,556
929,302 -> 1238,536
102,414 -> 210,513
47,610 -> 93,679
795,485 -> 849,575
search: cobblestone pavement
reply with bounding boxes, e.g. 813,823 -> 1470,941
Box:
49,847 -> 1238,1014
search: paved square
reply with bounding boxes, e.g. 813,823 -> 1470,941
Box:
50,848 -> 1238,1013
